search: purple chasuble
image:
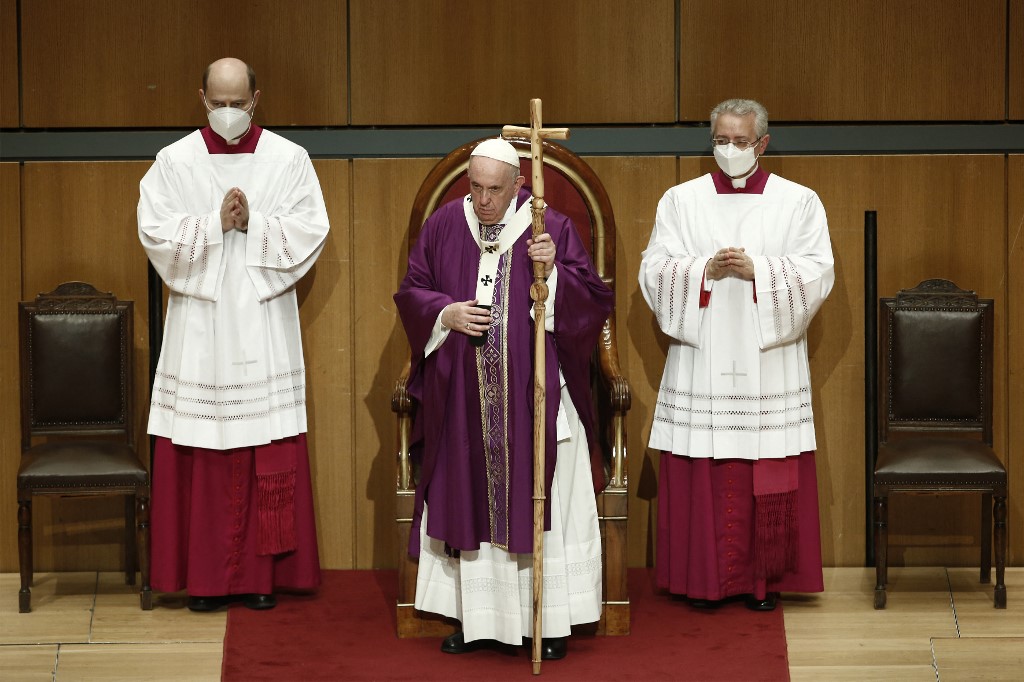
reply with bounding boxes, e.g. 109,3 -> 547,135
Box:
395,189 -> 613,555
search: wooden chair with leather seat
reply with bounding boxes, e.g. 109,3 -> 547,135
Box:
392,135 -> 630,637
873,278 -> 1007,609
17,281 -> 152,612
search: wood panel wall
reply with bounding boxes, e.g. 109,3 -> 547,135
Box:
680,0 -> 1007,122
17,161 -> 151,570
349,158 -> 439,568
0,154 -> 1020,573
1,2 -> 1022,575
1008,155 -> 1024,560
773,155 -> 1009,567
349,0 -> 676,125
585,156 -> 680,565
0,0 -> 17,128
1013,0 -> 1024,120
0,164 -> 22,567
300,160 -> 353,569
19,0 -> 347,128
9,1 -> 1017,127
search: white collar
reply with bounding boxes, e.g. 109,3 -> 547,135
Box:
463,196 -> 536,306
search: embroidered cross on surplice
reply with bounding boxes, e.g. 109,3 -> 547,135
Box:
721,360 -> 747,387
232,352 -> 258,376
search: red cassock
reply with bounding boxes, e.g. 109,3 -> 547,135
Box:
151,435 -> 321,596
656,451 -> 824,601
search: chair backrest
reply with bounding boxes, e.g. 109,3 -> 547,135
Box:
19,281 -> 134,450
879,278 -> 992,444
407,134 -> 617,288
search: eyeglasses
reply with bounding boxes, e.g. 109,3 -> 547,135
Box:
711,136 -> 762,150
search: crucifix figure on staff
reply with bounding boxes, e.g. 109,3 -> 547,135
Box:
394,99 -> 614,665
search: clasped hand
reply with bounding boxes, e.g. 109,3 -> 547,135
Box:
706,246 -> 754,281
221,187 -> 249,232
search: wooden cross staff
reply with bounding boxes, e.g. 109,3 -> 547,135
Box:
502,99 -> 569,676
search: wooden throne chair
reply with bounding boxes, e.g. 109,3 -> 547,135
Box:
872,279 -> 1007,609
392,135 -> 631,637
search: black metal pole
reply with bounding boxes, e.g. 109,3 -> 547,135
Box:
147,261 -> 164,473
864,210 -> 878,566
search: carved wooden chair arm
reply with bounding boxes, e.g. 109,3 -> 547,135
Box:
596,316 -> 630,489
392,359 -> 414,491
392,359 -> 412,415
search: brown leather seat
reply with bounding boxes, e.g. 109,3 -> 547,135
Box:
392,135 -> 630,637
17,282 -> 152,613
873,279 -> 1007,609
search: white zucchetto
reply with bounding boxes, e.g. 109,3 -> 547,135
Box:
470,138 -> 521,168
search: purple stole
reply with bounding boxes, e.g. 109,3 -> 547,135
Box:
477,222 -> 514,548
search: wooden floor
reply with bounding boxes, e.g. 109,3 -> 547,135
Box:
786,567 -> 1023,680
1,568 -> 1021,680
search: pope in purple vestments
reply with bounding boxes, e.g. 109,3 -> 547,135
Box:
394,139 -> 612,655
396,183 -> 612,556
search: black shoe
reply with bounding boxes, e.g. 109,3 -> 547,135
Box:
745,593 -> 779,611
523,637 -> 568,660
541,637 -> 567,660
441,631 -> 480,654
244,594 -> 276,610
187,595 -> 232,612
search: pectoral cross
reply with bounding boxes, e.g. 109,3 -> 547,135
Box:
721,361 -> 747,387
232,352 -> 258,376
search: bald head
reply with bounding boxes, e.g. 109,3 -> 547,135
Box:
203,58 -> 256,96
200,57 -> 260,117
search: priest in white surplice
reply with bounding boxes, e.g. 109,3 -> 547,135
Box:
138,58 -> 328,612
639,99 -> 833,612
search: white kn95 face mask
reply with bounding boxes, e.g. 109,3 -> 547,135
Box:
206,99 -> 254,141
713,143 -> 758,178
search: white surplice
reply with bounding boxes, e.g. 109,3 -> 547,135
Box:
638,172 -> 834,461
138,129 -> 329,450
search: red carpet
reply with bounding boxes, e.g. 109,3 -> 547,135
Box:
222,569 -> 790,681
